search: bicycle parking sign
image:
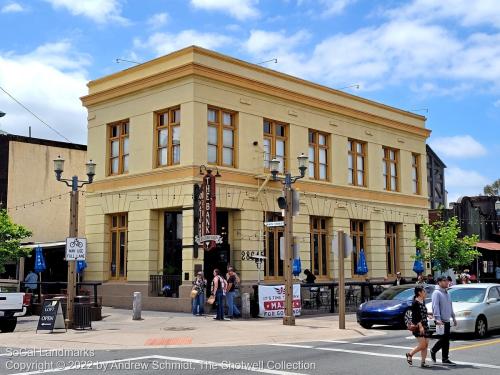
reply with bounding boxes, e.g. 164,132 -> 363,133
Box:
65,237 -> 87,260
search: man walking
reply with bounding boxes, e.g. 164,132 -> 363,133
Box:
430,276 -> 457,366
226,268 -> 241,319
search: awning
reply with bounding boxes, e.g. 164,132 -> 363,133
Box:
23,241 -> 66,249
476,241 -> 500,251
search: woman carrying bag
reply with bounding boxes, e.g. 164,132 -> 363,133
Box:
406,286 -> 432,368
191,272 -> 207,316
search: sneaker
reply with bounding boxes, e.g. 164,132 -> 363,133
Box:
430,350 -> 436,363
442,360 -> 456,366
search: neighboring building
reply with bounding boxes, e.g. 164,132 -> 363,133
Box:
82,46 -> 431,311
0,133 -> 87,283
426,145 -> 446,209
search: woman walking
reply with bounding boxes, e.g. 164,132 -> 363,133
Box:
192,272 -> 207,316
406,286 -> 432,368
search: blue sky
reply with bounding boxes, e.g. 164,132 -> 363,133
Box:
0,0 -> 499,202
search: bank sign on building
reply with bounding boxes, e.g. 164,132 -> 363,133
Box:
81,46 -> 430,311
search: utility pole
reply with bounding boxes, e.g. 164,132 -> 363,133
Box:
269,154 -> 308,326
337,230 -> 346,329
53,156 -> 95,329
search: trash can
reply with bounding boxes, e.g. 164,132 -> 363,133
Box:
73,300 -> 92,330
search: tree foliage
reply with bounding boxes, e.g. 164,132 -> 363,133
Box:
0,210 -> 32,274
415,217 -> 480,273
483,179 -> 500,196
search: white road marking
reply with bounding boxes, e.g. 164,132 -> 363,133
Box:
268,344 -> 315,349
9,354 -> 311,375
319,340 -> 413,350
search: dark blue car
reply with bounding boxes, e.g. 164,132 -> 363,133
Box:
357,285 -> 435,329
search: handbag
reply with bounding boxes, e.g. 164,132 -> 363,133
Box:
190,289 -> 199,299
207,295 -> 215,305
407,323 -> 419,333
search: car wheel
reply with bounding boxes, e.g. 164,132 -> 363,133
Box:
475,316 -> 488,339
360,322 -> 372,329
403,309 -> 412,328
0,318 -> 17,333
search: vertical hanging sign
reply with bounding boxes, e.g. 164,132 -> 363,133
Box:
196,170 -> 222,250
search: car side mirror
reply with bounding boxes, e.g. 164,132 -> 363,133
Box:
487,298 -> 498,304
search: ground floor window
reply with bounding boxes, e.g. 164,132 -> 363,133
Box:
264,213 -> 284,278
351,220 -> 366,276
310,217 -> 329,277
385,222 -> 399,276
110,213 -> 128,280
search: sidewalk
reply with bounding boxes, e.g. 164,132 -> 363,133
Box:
0,307 -> 385,350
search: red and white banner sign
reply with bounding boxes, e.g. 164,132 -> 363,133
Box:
258,284 -> 301,318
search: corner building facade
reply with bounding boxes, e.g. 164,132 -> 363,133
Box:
82,46 -> 431,311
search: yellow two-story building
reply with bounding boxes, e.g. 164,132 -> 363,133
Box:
82,46 -> 430,311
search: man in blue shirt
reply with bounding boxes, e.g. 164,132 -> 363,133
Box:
430,276 -> 457,366
24,270 -> 38,291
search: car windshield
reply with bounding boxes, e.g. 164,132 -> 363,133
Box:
449,288 -> 486,303
376,288 -> 414,301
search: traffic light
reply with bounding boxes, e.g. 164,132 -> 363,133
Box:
277,196 -> 287,209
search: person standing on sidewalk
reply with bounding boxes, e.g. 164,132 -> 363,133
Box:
406,286 -> 432,368
192,272 -> 207,316
211,269 -> 226,321
430,276 -> 457,366
226,268 -> 241,319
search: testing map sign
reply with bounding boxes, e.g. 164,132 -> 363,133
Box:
65,237 -> 86,260
258,284 -> 301,318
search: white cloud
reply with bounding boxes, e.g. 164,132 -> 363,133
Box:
244,29 -> 310,55
147,12 -> 169,29
429,135 -> 487,159
320,0 -> 356,17
446,167 -> 490,203
43,0 -> 128,24
0,42 -> 89,143
134,30 -> 233,57
190,0 -> 259,20
1,2 -> 26,13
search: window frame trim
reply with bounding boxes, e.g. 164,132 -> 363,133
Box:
155,106 -> 181,168
107,120 -> 129,176
207,106 -> 237,168
308,129 -> 330,181
412,153 -> 421,195
382,146 -> 399,192
348,139 -> 367,187
109,213 -> 128,281
310,216 -> 330,279
263,118 -> 288,172
350,220 -> 367,278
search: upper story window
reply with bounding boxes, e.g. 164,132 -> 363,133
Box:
109,120 -> 129,175
207,107 -> 236,167
308,130 -> 329,181
412,153 -> 420,194
382,147 -> 399,191
348,139 -> 366,186
156,107 -> 180,167
263,119 -> 287,173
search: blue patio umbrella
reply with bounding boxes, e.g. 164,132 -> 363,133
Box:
76,259 -> 87,274
413,249 -> 425,274
356,249 -> 368,275
34,246 -> 46,273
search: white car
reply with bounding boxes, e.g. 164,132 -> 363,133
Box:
427,284 -> 500,338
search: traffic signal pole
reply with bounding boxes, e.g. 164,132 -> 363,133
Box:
283,185 -> 295,326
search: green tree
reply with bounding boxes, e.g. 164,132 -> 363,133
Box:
0,210 -> 32,274
415,217 -> 480,273
483,179 -> 500,196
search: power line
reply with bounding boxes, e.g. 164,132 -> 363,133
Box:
0,85 -> 72,143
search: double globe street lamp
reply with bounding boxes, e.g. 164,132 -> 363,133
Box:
53,156 -> 96,328
268,153 -> 308,326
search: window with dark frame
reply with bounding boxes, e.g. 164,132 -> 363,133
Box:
412,153 -> 420,194
207,107 -> 236,167
348,139 -> 366,186
382,147 -> 399,191
351,220 -> 366,276
385,222 -> 399,276
308,130 -> 329,180
108,120 -> 129,175
156,107 -> 180,167
263,119 -> 287,173
310,217 -> 329,278
110,213 -> 128,280
264,213 -> 284,278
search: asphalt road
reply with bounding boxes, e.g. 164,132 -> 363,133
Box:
1,328 -> 500,375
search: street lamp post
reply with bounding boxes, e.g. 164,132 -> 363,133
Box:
53,156 -> 96,328
270,153 -> 308,326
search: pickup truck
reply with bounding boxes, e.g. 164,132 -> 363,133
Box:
0,289 -> 30,333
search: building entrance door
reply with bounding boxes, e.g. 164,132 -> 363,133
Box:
203,211 -> 230,295
163,212 -> 182,276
